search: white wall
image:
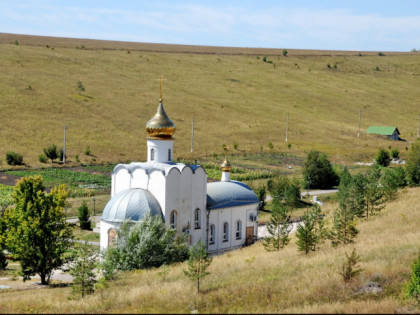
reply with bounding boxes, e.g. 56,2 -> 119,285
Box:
147,139 -> 174,163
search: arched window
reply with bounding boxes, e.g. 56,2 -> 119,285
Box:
170,210 -> 177,229
194,208 -> 201,229
209,224 -> 215,245
108,229 -> 117,247
150,148 -> 155,161
168,149 -> 172,161
235,220 -> 242,240
223,222 -> 229,242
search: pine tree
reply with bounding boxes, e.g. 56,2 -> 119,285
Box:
340,248 -> 362,282
78,201 -> 91,230
69,242 -> 98,298
330,203 -> 358,247
263,199 -> 292,251
183,239 -> 212,294
296,210 -> 315,254
310,203 -> 327,251
363,165 -> 385,219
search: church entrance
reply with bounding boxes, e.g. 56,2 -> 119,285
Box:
245,227 -> 254,245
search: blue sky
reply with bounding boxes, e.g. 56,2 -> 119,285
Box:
1,0 -> 420,51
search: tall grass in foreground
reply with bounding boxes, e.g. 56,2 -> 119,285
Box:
0,187 -> 419,313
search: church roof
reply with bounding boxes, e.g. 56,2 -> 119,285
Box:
145,100 -> 176,139
101,188 -> 163,223
207,181 -> 259,210
113,162 -> 204,176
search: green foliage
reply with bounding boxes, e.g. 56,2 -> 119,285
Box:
76,80 -> 85,94
268,142 -> 274,151
84,145 -> 91,156
406,140 -> 420,185
43,144 -> 58,163
380,168 -> 400,201
340,248 -> 362,282
69,242 -> 98,298
256,185 -> 266,210
282,49 -> 288,56
75,154 -> 80,163
101,213 -> 188,271
404,252 -> 420,302
0,184 -> 14,215
14,40 -> 19,45
233,141 -> 238,150
38,153 -> 48,163
263,56 -> 267,62
263,199 -> 292,251
3,176 -> 73,284
330,201 -> 358,247
391,148 -> 400,159
267,176 -> 301,209
287,143 -> 292,150
302,150 -> 339,189
58,148 -> 65,162
378,52 -> 385,56
78,201 -> 91,230
376,148 -> 391,167
296,210 -> 315,255
375,66 -> 380,71
363,165 -> 386,219
0,250 -> 7,271
5,151 -> 23,166
183,239 -> 213,294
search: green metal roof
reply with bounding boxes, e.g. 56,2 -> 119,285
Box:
366,126 -> 400,136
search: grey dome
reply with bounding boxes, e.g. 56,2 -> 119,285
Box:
101,188 -> 163,223
207,181 -> 259,210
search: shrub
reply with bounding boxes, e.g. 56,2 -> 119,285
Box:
5,152 -> 23,166
375,66 -> 380,71
76,81 -> 85,94
376,148 -> 391,167
378,52 -> 385,56
84,146 -> 91,156
38,154 -> 48,163
43,144 -> 58,163
263,56 -> 267,62
404,252 -> 420,301
58,148 -> 66,162
75,154 -> 80,163
391,148 -> 400,159
14,40 -> 19,46
282,49 -> 288,56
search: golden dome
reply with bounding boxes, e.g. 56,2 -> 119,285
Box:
221,157 -> 231,172
145,99 -> 176,139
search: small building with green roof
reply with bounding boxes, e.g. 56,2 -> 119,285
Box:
366,126 -> 400,140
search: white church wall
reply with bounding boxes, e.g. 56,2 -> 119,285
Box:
164,168 -> 181,231
100,220 -> 117,251
146,139 -> 174,163
191,167 -> 207,243
113,168 -> 131,196
147,170 -> 167,218
130,167 -> 148,189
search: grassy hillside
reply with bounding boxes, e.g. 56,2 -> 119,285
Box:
0,33 -> 419,169
0,187 -> 419,313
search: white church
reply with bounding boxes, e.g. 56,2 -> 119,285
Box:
100,92 -> 259,254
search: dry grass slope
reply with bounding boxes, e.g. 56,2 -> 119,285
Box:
0,187 -> 419,313
0,33 -> 419,168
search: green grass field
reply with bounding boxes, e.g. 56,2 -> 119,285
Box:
0,33 -> 419,169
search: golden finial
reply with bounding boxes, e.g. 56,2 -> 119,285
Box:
156,75 -> 167,100
221,144 -> 231,171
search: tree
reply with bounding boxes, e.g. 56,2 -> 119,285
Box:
267,176 -> 301,209
282,49 -> 288,56
263,199 -> 292,251
406,140 -> 420,186
78,201 -> 91,230
391,148 -> 400,159
363,165 -> 386,219
4,176 -> 73,284
69,242 -> 98,298
302,150 -> 339,189
183,239 -> 213,294
311,203 -> 327,251
43,144 -> 58,163
76,81 -> 85,94
101,213 -> 188,271
380,168 -> 399,201
256,185 -> 266,210
284,178 -> 301,209
340,248 -> 362,282
329,203 -> 358,247
296,210 -> 315,255
376,148 -> 391,167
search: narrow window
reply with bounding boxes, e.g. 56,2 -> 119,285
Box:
223,222 -> 229,242
194,208 -> 201,229
236,220 -> 242,240
168,149 -> 171,161
170,210 -> 177,229
151,148 -> 155,161
209,224 -> 215,245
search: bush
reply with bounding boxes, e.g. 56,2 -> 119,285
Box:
376,148 -> 391,167
43,144 -> 58,163
391,148 -> 400,159
38,154 -> 48,163
340,249 -> 362,282
5,152 -> 23,166
58,148 -> 66,162
76,81 -> 85,94
282,49 -> 288,56
378,52 -> 385,56
404,252 -> 420,301
84,146 -> 91,156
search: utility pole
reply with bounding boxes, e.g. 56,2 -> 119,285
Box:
286,112 -> 289,142
63,125 -> 67,163
418,113 -> 420,138
191,117 -> 195,153
358,110 -> 362,138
